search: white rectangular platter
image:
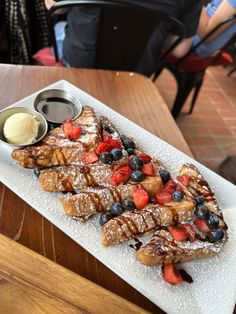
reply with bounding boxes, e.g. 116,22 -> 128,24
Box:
0,80 -> 236,314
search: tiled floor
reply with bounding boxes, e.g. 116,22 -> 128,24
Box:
155,65 -> 236,175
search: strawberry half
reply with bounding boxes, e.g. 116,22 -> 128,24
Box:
162,179 -> 176,194
162,264 -> 183,285
167,225 -> 188,242
138,153 -> 152,163
195,218 -> 210,233
181,224 -> 196,242
177,175 -> 191,187
63,119 -> 82,140
133,188 -> 149,209
141,163 -> 155,176
82,151 -> 98,164
96,138 -> 121,155
155,191 -> 172,204
109,165 -> 131,186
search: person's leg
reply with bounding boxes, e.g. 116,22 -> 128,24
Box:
53,21 -> 70,66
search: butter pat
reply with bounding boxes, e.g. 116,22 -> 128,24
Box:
3,112 -> 40,145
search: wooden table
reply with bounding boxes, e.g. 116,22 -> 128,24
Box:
0,64 -> 192,313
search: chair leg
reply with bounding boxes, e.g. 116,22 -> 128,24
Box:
188,77 -> 204,114
171,83 -> 193,119
227,65 -> 236,77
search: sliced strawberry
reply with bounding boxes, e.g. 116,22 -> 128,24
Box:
195,218 -> 210,233
133,188 -> 149,209
162,179 -> 176,193
162,264 -> 183,285
96,138 -> 122,155
72,125 -> 82,139
167,225 -> 188,242
176,184 -> 184,192
155,191 -> 172,204
63,119 -> 82,140
138,153 -> 152,163
181,224 -> 196,242
109,165 -> 131,186
177,175 -> 191,187
102,130 -> 111,140
141,163 -> 155,176
82,151 -> 98,164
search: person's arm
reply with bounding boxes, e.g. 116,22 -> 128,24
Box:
44,0 -> 56,10
198,0 -> 236,42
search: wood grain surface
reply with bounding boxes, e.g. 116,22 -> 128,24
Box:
0,64 -> 193,313
0,233 -> 147,314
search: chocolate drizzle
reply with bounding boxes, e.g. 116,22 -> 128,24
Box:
129,237 -> 143,250
179,268 -> 193,283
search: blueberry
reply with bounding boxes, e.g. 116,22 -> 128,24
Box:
209,228 -> 224,242
122,197 -> 136,211
208,214 -> 219,228
110,203 -> 125,216
33,168 -> 41,178
159,170 -> 170,184
127,148 -> 134,155
149,196 -> 157,204
172,190 -> 183,202
101,124 -> 112,133
130,170 -> 145,182
110,148 -> 123,161
194,204 -> 210,220
129,156 -> 144,170
99,152 -> 112,164
195,195 -> 204,205
99,213 -> 113,226
122,138 -> 135,150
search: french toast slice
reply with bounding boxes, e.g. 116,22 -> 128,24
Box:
101,199 -> 195,246
61,184 -> 136,221
136,163 -> 228,265
11,106 -> 101,168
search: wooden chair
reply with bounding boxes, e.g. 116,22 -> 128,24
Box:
153,14 -> 236,119
46,0 -> 185,73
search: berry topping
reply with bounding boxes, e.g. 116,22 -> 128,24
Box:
133,188 -> 149,210
122,137 -> 135,150
159,170 -> 170,184
172,190 -> 183,202
181,224 -> 196,242
63,119 -> 82,140
208,214 -> 220,228
177,175 -> 191,187
195,195 -> 204,205
99,152 -> 112,164
195,218 -> 210,233
209,228 -> 224,242
99,213 -> 113,226
141,163 -> 155,176
176,184 -> 184,192
137,153 -> 152,163
129,156 -> 144,170
110,203 -> 125,216
162,180 -> 176,194
110,148 -> 123,161
162,264 -> 183,285
101,124 -> 112,133
155,191 -> 172,204
33,168 -> 41,178
130,170 -> 145,182
82,151 -> 98,164
167,225 -> 188,242
127,148 -> 134,155
96,138 -> 121,155
109,165 -> 131,186
194,204 -> 210,220
122,197 -> 136,211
